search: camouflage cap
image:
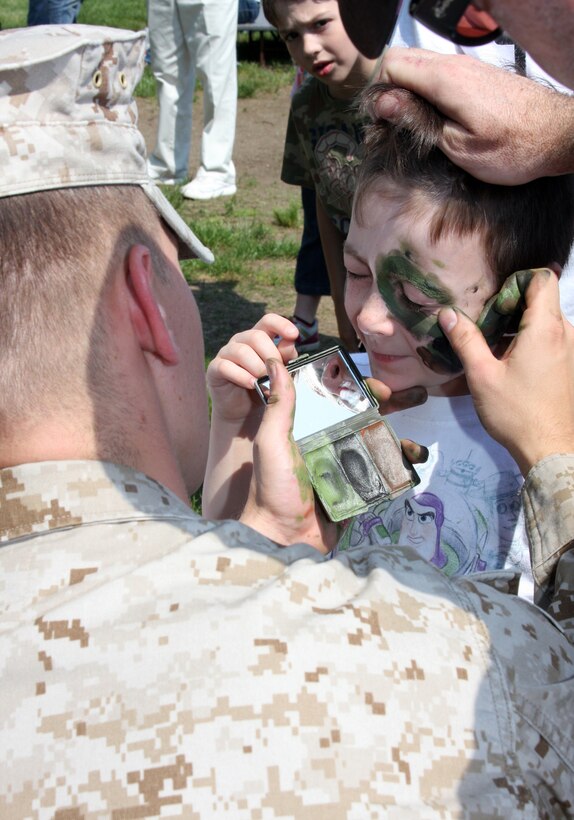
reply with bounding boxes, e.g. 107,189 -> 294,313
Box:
0,24 -> 213,262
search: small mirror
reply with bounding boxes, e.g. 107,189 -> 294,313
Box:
257,347 -> 374,441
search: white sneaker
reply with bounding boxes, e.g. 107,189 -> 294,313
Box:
181,168 -> 237,200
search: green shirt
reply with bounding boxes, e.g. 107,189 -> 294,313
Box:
281,76 -> 367,234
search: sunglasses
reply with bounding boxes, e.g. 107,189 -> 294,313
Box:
409,0 -> 502,46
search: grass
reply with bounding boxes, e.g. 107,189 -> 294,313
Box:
238,61 -> 293,98
274,200 -> 300,229
1,0 -> 148,29
137,60 -> 293,102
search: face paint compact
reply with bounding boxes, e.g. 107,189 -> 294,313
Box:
256,346 -> 419,522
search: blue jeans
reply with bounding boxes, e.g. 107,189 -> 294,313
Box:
294,187 -> 330,296
28,0 -> 83,25
237,0 -> 260,24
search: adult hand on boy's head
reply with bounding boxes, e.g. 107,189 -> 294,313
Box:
438,269 -> 574,476
376,48 -> 574,185
240,357 -> 338,553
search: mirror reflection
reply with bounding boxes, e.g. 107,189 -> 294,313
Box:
289,350 -> 372,440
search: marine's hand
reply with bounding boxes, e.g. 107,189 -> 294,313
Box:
207,314 -> 298,425
240,357 -> 337,552
438,270 -> 574,475
377,48 -> 574,185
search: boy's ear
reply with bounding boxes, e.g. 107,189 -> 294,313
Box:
125,244 -> 180,366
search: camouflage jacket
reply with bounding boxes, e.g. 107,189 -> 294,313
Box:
281,76 -> 367,234
1,458 -> 573,817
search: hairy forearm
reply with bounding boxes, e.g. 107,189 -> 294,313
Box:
530,88 -> 574,179
378,49 -> 574,185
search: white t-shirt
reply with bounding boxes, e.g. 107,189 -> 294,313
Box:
343,354 -> 532,599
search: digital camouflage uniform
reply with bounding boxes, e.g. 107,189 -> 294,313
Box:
1,458 -> 573,817
281,76 -> 368,235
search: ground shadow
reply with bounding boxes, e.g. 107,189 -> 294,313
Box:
190,278 -> 342,361
190,278 -> 268,360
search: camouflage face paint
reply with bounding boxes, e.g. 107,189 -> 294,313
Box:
374,248 -> 465,374
304,445 -> 364,521
375,248 -> 455,339
475,269 -> 535,347
333,435 -> 383,502
375,251 -> 537,375
418,268 -> 538,374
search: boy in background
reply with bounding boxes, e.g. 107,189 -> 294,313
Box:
263,0 -> 381,351
269,0 -> 574,353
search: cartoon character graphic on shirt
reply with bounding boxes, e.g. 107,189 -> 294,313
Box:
338,450 -> 523,578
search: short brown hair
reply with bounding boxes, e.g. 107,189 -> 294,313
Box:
262,0 -> 333,29
355,83 -> 574,280
0,186 -> 168,430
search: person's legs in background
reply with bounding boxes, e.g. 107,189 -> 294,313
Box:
148,0 -> 196,185
27,0 -> 49,25
181,0 -> 238,199
290,186 -> 330,352
28,0 -> 82,24
237,0 -> 260,25
47,0 -> 82,22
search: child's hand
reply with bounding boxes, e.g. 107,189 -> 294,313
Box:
241,356 -> 338,552
207,314 -> 299,425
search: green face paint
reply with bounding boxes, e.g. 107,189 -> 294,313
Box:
304,445 -> 364,520
375,249 -> 538,375
256,346 -> 421,523
375,248 -> 462,374
418,268 -> 537,374
376,249 -> 454,338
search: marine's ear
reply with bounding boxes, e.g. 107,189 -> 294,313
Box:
125,244 -> 179,366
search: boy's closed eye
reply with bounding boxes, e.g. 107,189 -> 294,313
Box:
399,281 -> 442,316
345,267 -> 370,282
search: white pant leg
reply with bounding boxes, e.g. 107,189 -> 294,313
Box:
148,0 -> 198,180
193,0 -> 238,178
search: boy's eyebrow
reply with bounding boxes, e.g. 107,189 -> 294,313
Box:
278,7 -> 334,35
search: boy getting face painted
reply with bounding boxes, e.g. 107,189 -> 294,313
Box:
339,81 -> 574,599
344,83 -> 574,398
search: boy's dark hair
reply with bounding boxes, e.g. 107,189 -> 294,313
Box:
355,83 -> 574,278
262,0 -> 331,29
261,0 -> 282,28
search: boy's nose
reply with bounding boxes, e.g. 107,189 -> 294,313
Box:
356,292 -> 395,337
302,33 -> 321,59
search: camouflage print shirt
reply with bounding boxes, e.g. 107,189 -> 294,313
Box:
281,76 -> 367,234
1,458 -> 573,817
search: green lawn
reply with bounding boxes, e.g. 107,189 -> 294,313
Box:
1,0 -> 148,29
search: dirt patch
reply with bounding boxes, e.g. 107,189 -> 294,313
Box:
137,85 -> 340,360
